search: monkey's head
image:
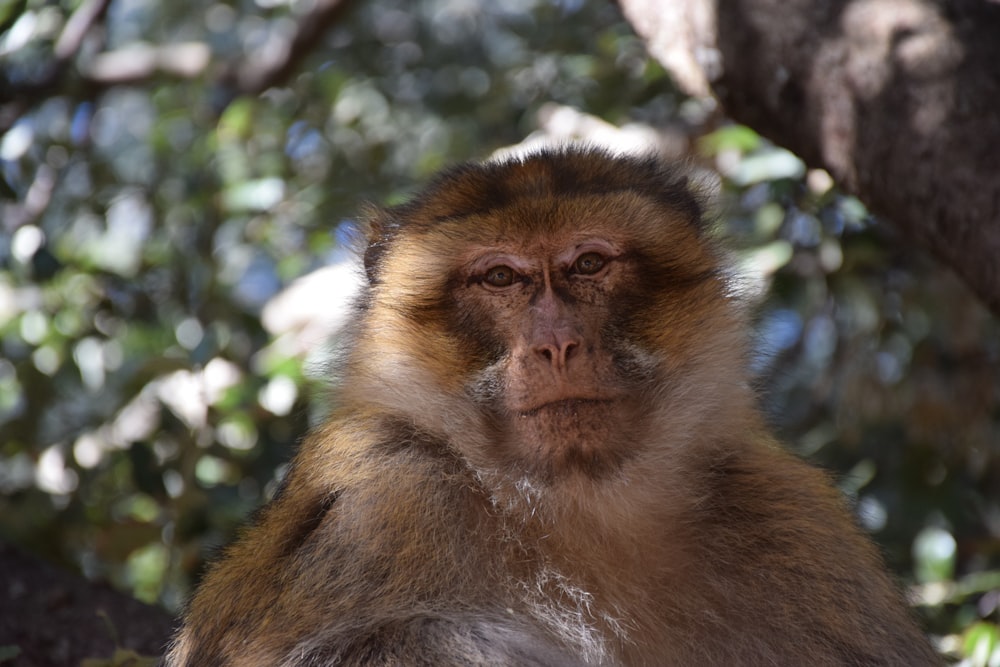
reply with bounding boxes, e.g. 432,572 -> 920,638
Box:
346,147 -> 748,485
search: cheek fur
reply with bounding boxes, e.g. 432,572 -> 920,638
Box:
465,360 -> 507,407
446,290 -> 515,367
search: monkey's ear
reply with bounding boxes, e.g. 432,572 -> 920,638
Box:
358,204 -> 400,285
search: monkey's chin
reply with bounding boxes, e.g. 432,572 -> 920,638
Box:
504,399 -> 636,482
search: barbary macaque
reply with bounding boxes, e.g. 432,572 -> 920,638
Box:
166,147 -> 939,666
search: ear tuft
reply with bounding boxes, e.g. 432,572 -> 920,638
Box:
359,205 -> 399,285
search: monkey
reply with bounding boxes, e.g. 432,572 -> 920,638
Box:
165,146 -> 939,666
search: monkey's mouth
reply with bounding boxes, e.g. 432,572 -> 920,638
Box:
505,397 -> 635,480
516,398 -> 616,418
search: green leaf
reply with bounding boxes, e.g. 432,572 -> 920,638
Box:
698,124 -> 761,155
962,622 -> 1000,666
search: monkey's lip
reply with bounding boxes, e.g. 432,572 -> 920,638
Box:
515,397 -> 617,418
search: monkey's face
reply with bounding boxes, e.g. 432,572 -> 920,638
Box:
356,152 -> 740,483
456,214 -> 649,480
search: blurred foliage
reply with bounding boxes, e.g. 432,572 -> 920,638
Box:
704,131 -> 1000,663
1,0 -> 998,662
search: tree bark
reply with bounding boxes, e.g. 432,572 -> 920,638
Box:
0,542 -> 173,666
621,0 -> 1000,314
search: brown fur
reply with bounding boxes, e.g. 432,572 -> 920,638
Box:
166,147 -> 939,666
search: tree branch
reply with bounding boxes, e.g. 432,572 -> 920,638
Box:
53,0 -> 112,61
221,0 -> 356,96
0,0 -> 357,134
0,0 -> 112,130
621,0 -> 1000,314
82,42 -> 212,85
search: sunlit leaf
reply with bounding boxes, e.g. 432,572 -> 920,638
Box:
962,622 -> 1000,666
698,124 -> 761,155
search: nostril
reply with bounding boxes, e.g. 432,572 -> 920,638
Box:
533,339 -> 580,368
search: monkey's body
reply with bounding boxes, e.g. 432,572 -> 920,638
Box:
168,148 -> 938,666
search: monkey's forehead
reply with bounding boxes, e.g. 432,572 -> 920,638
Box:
385,148 -> 705,233
395,193 -> 701,260
359,148 -> 712,285
406,183 -> 702,233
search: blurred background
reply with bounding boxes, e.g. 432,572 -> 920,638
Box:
1,0 -> 998,663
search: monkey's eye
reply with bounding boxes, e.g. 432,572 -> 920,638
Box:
484,265 -> 517,287
572,252 -> 606,275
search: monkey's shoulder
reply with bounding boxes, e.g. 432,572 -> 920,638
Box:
695,443 -> 872,555
665,442 -> 939,663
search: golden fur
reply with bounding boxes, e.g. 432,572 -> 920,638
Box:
167,148 -> 938,666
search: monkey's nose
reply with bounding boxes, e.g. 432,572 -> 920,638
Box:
534,336 -> 580,371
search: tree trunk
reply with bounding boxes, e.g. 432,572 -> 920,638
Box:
0,542 -> 173,666
621,0 -> 1000,314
